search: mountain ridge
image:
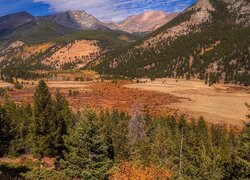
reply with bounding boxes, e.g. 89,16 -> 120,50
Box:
43,10 -> 110,30
0,10 -> 178,34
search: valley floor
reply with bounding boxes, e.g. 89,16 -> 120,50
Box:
1,78 -> 249,127
126,78 -> 250,127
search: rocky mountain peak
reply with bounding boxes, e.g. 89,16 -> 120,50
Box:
45,10 -> 102,30
106,11 -> 178,33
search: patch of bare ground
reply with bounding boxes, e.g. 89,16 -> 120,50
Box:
125,78 -> 250,127
0,155 -> 54,168
0,81 -> 14,88
42,40 -> 100,69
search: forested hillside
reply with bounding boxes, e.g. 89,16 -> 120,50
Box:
0,80 -> 250,179
94,0 -> 250,85
0,26 -> 138,79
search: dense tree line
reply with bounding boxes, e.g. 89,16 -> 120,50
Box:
0,80 -> 250,179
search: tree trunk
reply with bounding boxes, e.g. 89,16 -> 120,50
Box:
40,157 -> 44,168
178,127 -> 184,178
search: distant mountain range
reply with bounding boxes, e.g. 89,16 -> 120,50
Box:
0,10 -> 177,35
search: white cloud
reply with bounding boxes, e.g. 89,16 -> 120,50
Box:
33,0 -> 195,22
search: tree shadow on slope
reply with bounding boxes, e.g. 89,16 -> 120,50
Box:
0,164 -> 30,180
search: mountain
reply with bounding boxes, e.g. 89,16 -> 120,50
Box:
107,11 -> 178,33
1,19 -> 76,44
0,12 -> 34,36
43,10 -> 110,30
0,26 -> 138,71
93,0 -> 250,85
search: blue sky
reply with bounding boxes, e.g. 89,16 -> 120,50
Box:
0,0 -> 196,22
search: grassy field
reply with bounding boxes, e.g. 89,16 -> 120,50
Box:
126,78 -> 250,127
1,79 -> 249,127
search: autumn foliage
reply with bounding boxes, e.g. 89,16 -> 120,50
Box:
110,162 -> 171,180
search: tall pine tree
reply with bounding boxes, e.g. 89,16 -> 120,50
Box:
61,111 -> 111,179
32,80 -> 54,159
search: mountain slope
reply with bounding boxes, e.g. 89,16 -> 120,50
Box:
0,27 -> 138,71
1,19 -> 76,44
121,11 -> 177,33
0,12 -> 34,37
94,0 -> 250,85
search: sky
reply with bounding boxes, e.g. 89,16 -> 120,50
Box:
0,0 -> 196,22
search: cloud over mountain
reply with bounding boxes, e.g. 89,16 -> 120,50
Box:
33,0 -> 195,21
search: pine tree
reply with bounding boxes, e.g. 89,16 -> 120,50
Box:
61,111 -> 111,179
232,119 -> 250,178
150,124 -> 173,168
1,97 -> 32,156
98,109 -> 115,162
210,124 -> 231,179
0,106 -> 13,156
52,90 -> 73,167
32,80 -> 54,159
112,110 -> 130,162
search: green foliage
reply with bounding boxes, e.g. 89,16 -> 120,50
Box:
1,20 -> 76,44
31,81 -> 72,160
0,163 -> 66,180
0,163 -> 30,179
52,90 -> 75,164
232,121 -> 250,179
54,30 -> 138,49
0,107 -> 13,156
31,79 -> 54,157
23,168 -> 67,180
61,111 -> 112,179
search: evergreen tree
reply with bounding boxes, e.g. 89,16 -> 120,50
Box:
98,109 -> 115,162
150,124 -> 173,168
1,97 -> 32,156
61,111 -> 111,179
32,80 -> 54,158
52,90 -> 73,167
232,121 -> 250,179
0,106 -> 13,156
210,124 -> 231,179
112,110 -> 130,162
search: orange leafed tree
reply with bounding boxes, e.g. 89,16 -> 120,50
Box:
110,162 -> 171,180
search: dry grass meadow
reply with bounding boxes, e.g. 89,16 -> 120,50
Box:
1,78 -> 249,127
126,78 -> 250,127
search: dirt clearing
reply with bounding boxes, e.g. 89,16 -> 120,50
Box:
0,81 -> 14,88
